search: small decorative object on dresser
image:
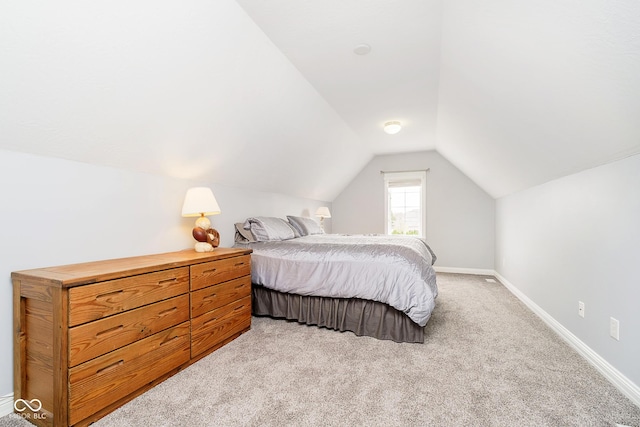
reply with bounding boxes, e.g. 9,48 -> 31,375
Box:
181,187 -> 222,252
12,248 -> 251,427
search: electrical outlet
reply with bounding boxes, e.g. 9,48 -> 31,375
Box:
610,317 -> 620,341
578,301 -> 585,318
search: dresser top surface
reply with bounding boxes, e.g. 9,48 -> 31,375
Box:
12,248 -> 252,288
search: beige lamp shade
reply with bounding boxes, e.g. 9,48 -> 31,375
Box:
181,187 -> 221,217
315,206 -> 331,219
182,187 -> 220,234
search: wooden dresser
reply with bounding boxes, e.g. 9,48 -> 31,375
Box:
12,248 -> 252,427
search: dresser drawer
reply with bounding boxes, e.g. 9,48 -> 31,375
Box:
68,267 -> 190,326
191,295 -> 251,358
190,255 -> 251,291
190,276 -> 251,318
69,294 -> 189,367
68,321 -> 190,426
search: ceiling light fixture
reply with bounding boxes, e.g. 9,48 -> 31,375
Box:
384,121 -> 402,135
353,43 -> 371,55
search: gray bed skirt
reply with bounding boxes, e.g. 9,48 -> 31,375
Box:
252,284 -> 425,343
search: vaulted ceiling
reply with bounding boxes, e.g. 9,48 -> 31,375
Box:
237,0 -> 640,198
2,1 -> 639,201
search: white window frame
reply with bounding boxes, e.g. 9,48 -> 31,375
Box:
383,170 -> 427,237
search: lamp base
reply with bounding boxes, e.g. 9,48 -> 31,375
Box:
195,215 -> 211,230
194,242 -> 214,252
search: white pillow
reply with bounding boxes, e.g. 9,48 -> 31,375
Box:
287,215 -> 324,236
242,217 -> 296,242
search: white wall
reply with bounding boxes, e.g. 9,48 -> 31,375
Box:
332,150 -> 495,270
496,153 -> 640,388
0,0 -> 369,203
0,148 -> 329,398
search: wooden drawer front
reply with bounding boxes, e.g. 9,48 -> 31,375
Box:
68,267 -> 189,326
191,295 -> 251,358
69,294 -> 189,367
68,321 -> 190,426
191,276 -> 251,318
190,255 -> 250,291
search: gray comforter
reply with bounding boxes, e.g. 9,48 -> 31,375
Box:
240,234 -> 438,326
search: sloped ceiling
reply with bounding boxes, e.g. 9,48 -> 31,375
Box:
2,1 -> 639,201
235,0 -> 443,156
0,1 -> 371,202
238,0 -> 640,198
436,0 -> 640,197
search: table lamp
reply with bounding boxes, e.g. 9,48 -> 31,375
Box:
181,187 -> 221,252
315,206 -> 331,229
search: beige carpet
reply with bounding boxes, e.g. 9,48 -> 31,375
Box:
2,273 -> 639,426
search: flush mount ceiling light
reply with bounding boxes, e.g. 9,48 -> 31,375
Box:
384,121 -> 402,135
353,43 -> 371,55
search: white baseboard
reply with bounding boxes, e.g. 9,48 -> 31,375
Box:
0,393 -> 14,417
494,272 -> 640,408
434,266 -> 497,276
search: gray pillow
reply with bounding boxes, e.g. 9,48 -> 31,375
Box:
234,222 -> 257,243
287,215 -> 324,236
242,217 -> 296,242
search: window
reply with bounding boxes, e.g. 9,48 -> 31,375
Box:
383,170 -> 427,237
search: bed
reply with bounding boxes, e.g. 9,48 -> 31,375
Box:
233,216 -> 438,343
